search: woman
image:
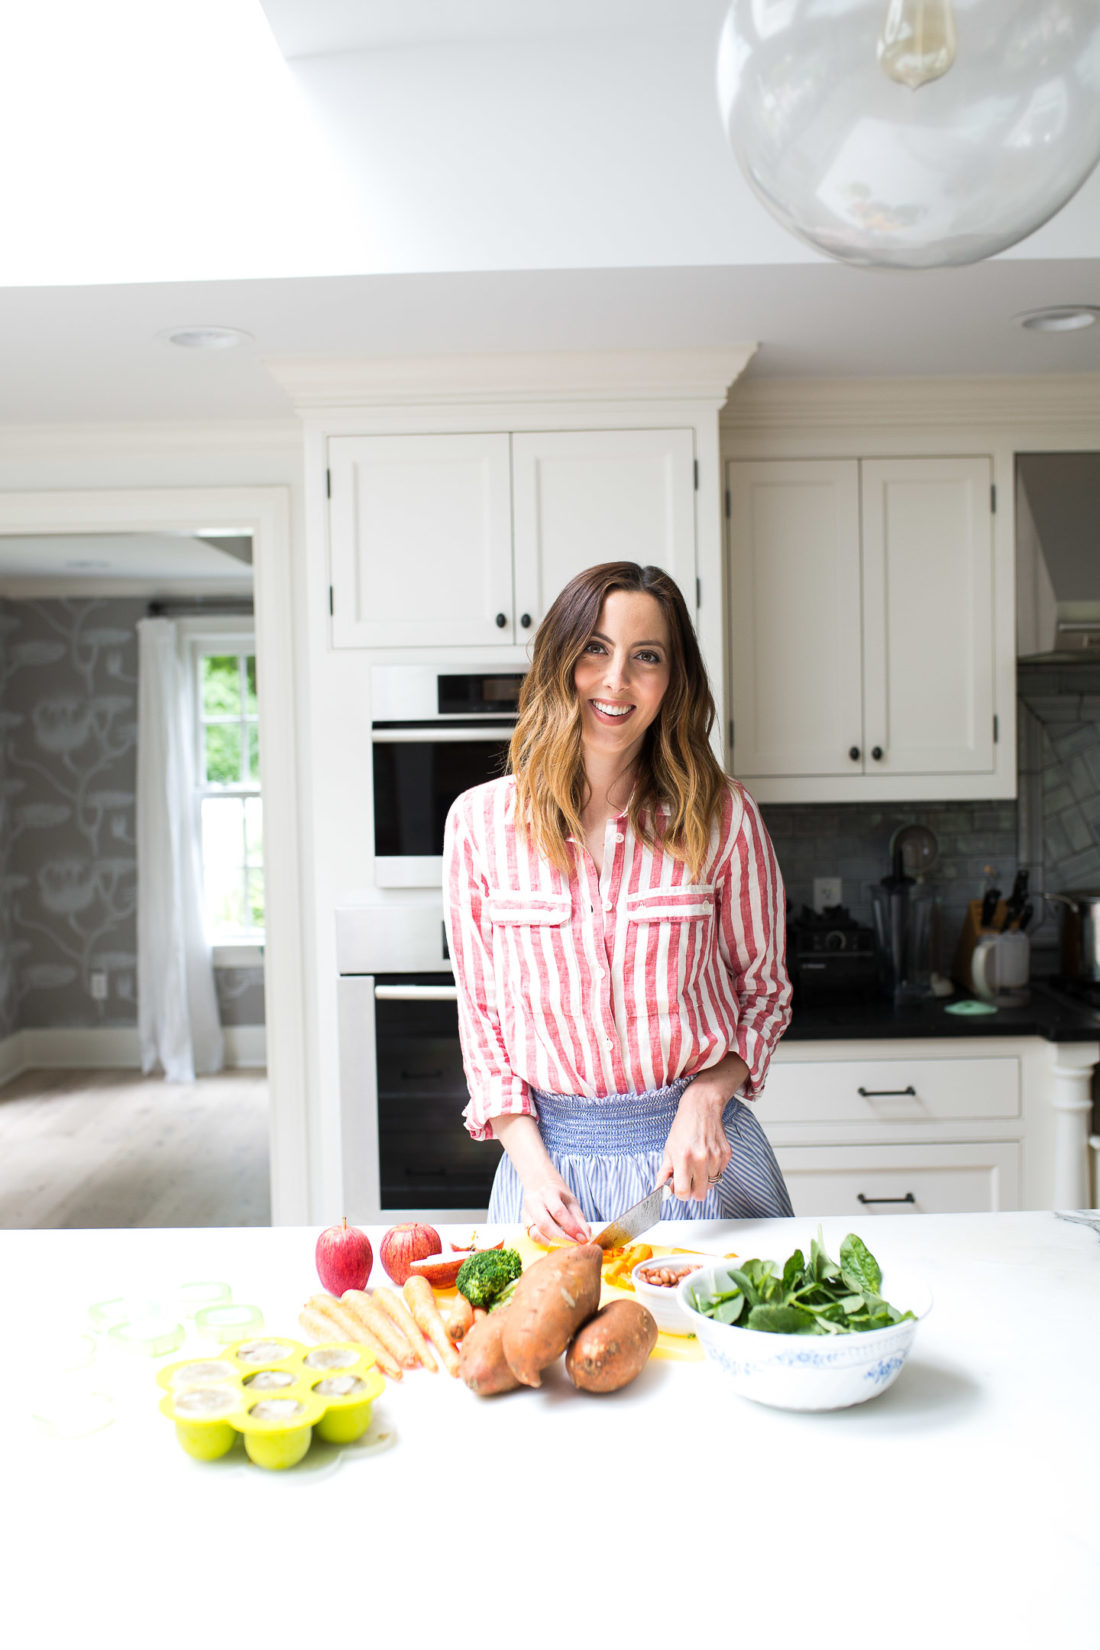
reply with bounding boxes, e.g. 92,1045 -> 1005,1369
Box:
443,561 -> 793,1245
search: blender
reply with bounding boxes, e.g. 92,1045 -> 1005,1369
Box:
870,830 -> 936,1002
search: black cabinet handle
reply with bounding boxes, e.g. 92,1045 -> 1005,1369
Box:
857,1191 -> 916,1205
858,1085 -> 916,1097
849,746 -> 860,761
495,612 -> 507,628
520,612 -> 532,629
871,746 -> 883,761
400,1070 -> 444,1081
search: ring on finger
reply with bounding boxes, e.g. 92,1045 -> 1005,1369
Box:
706,1173 -> 722,1186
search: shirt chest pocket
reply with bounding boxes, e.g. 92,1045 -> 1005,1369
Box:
486,889 -> 572,929
625,884 -> 714,924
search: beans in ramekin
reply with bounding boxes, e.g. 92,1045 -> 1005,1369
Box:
637,1263 -> 702,1289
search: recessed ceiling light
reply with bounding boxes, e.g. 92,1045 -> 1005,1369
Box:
162,326 -> 252,350
1014,306 -> 1100,333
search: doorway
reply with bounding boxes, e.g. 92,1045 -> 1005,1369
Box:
0,487 -> 306,1224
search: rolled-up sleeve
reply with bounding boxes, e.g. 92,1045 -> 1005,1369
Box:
442,797 -> 535,1141
715,785 -> 792,1101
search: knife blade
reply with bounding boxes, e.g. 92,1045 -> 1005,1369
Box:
593,1185 -> 664,1251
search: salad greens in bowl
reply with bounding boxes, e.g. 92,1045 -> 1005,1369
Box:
677,1230 -> 931,1411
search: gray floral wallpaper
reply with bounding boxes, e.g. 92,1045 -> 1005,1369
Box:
0,597 -> 265,1045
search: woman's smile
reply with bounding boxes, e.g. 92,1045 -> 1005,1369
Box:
574,589 -> 670,754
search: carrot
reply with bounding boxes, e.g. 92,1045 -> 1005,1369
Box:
304,1293 -> 402,1381
445,1293 -> 475,1342
341,1289 -> 418,1369
403,1275 -> 461,1376
369,1286 -> 439,1373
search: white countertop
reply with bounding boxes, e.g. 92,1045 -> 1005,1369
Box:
5,1211 -> 1098,1649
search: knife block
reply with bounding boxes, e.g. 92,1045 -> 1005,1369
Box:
953,899 -> 1008,994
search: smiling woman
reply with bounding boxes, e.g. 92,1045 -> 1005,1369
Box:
443,561 -> 795,1247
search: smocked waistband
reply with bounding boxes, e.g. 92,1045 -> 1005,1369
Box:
531,1078 -> 694,1155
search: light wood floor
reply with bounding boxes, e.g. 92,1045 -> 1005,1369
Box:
0,1068 -> 271,1229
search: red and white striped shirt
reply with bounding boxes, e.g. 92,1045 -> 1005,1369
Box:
442,776 -> 791,1142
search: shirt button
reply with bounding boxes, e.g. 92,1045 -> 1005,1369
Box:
603,1036 -> 613,1049
603,899 -> 612,912
615,832 -> 625,842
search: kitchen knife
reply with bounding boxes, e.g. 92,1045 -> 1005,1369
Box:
980,887 -> 1000,928
593,1185 -> 664,1251
1004,870 -> 1029,928
1017,901 -> 1034,932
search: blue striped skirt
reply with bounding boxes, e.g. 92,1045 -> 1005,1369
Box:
487,1076 -> 793,1225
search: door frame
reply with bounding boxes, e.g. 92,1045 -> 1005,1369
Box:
0,486 -> 309,1223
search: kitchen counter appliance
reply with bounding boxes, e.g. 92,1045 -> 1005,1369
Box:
787,904 -> 879,1004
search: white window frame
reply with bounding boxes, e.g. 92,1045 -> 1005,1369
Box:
177,615 -> 265,964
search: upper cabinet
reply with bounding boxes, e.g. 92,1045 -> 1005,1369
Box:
728,455 -> 998,800
329,427 -> 697,650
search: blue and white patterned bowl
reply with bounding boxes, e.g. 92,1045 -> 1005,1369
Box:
676,1259 -> 932,1411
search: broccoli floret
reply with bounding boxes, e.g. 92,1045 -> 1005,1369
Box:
456,1247 -> 523,1308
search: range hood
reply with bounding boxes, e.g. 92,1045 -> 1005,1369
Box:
1017,453 -> 1100,660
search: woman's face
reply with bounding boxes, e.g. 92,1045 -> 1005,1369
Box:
573,589 -> 672,765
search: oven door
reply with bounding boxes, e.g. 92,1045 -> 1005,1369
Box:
371,725 -> 513,887
338,972 -> 503,1221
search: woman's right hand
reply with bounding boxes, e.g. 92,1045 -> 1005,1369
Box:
521,1177 -> 591,1247
491,1112 -> 590,1245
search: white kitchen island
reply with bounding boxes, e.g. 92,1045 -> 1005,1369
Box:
5,1212 -> 1098,1650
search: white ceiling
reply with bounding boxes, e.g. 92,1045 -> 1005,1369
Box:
0,1 -> 1098,423
0,534 -> 254,592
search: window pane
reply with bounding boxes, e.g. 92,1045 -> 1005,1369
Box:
205,723 -> 241,785
245,796 -> 263,859
247,868 -> 265,928
202,654 -> 241,717
245,655 -> 258,714
248,723 -> 261,782
202,798 -> 245,933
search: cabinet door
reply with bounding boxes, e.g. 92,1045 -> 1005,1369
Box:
511,429 -> 696,630
861,457 -> 994,774
328,434 -> 514,648
773,1141 -> 1021,1216
727,460 -> 863,775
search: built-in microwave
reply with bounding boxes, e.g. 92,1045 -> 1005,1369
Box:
371,663 -> 526,887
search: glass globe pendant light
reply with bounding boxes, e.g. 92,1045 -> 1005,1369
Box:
717,0 -> 1100,269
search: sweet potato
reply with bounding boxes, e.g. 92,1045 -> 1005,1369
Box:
458,1309 -> 523,1396
501,1241 -> 603,1388
564,1299 -> 658,1394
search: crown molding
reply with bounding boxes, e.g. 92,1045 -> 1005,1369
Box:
721,373 -> 1100,433
0,579 -> 253,600
0,420 -> 302,457
263,347 -> 758,411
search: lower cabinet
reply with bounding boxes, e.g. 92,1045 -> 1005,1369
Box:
772,1141 -> 1021,1218
760,1042 -> 1033,1216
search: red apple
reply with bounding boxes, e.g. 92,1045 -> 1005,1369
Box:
379,1222 -> 442,1286
406,1251 -> 465,1288
315,1217 -> 373,1295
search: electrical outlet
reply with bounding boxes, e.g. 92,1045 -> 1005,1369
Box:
90,971 -> 108,1001
813,877 -> 842,914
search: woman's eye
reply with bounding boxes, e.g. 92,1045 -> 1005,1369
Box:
584,641 -> 605,655
637,651 -> 662,665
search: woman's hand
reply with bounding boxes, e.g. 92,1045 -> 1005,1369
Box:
491,1112 -> 591,1245
656,1056 -> 748,1201
520,1179 -> 591,1247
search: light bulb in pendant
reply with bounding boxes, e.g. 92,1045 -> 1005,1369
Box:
878,0 -> 957,90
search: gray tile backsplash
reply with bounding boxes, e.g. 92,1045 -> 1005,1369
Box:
760,662 -> 1100,980
0,597 -> 265,1043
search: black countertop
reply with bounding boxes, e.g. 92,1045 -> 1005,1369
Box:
783,981 -> 1100,1044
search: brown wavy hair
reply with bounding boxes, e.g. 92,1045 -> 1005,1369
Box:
509,562 -> 728,878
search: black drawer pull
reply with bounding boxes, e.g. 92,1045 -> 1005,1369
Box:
405,1167 -> 447,1177
857,1085 -> 917,1098
400,1069 -> 444,1081
857,1191 -> 916,1205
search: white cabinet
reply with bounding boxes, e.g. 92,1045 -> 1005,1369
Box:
760,1042 -> 1027,1217
329,428 -> 697,649
727,456 -> 995,795
773,1141 -> 1021,1217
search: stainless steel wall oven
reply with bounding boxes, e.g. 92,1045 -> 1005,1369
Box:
371,664 -> 525,886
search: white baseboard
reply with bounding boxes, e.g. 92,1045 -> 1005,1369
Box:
0,1025 -> 267,1077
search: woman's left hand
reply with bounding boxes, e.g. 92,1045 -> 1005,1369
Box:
656,1056 -> 748,1201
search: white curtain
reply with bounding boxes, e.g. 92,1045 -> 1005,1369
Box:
136,618 -> 225,1082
